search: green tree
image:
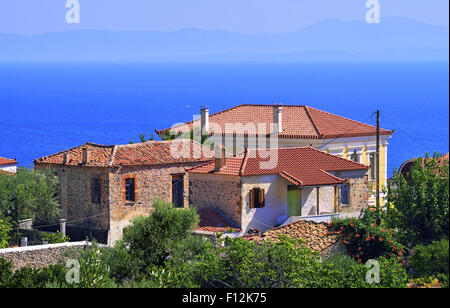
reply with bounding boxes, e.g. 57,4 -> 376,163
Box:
0,168 -> 60,226
386,153 -> 449,246
122,198 -> 200,268
0,219 -> 12,248
129,133 -> 155,144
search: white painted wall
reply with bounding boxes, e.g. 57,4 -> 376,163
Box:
0,165 -> 17,173
300,186 -> 335,216
240,175 -> 338,233
241,175 -> 289,233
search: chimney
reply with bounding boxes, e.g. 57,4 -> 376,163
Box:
273,104 -> 283,134
200,106 -> 210,135
214,145 -> 226,171
82,148 -> 91,165
63,153 -> 71,165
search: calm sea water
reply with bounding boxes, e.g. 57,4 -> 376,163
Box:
0,62 -> 448,177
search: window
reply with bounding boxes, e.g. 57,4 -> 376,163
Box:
249,188 -> 265,208
171,174 -> 184,208
91,179 -> 101,204
350,150 -> 360,163
341,184 -> 350,205
369,153 -> 376,179
124,177 -> 136,202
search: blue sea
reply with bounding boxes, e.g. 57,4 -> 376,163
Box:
0,62 -> 448,177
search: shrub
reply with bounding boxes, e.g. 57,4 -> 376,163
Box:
409,239 -> 449,282
123,198 -> 199,268
386,153 -> 449,246
0,258 -> 14,287
0,168 -> 60,225
65,241 -> 115,288
41,231 -> 70,244
191,236 -> 341,288
0,258 -> 66,288
322,253 -> 408,288
0,219 -> 12,248
329,214 -> 406,264
376,256 -> 408,288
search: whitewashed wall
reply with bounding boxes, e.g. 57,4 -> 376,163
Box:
241,175 -> 289,233
0,165 -> 17,173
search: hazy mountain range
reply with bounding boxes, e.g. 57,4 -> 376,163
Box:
0,18 -> 448,62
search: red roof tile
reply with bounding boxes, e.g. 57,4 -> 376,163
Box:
189,146 -> 368,186
34,140 -> 214,168
0,157 -> 17,167
243,220 -> 339,252
196,207 -> 241,233
157,104 -> 393,139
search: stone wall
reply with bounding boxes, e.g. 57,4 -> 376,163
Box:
0,241 -> 90,270
189,173 -> 242,227
35,164 -> 111,231
334,170 -> 369,214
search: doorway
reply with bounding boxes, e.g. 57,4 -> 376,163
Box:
287,185 -> 301,217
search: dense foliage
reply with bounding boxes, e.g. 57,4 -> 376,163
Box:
122,198 -> 200,267
409,239 -> 449,286
385,153 -> 449,246
0,258 -> 66,288
329,209 -> 406,264
0,219 -> 12,249
0,168 -> 60,226
41,231 -> 70,244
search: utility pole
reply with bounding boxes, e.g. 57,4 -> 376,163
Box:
376,110 -> 380,223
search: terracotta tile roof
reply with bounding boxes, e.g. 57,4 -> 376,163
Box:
0,157 -> 17,167
399,152 -> 449,178
196,207 -> 241,233
243,220 -> 339,252
111,140 -> 213,167
34,140 -> 214,168
34,143 -> 115,167
156,104 -> 393,139
189,146 -> 368,186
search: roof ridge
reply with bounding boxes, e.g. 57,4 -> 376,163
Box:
239,147 -> 249,176
318,169 -> 346,183
108,145 -> 118,167
156,104 -> 311,134
278,170 -> 303,186
304,106 -> 323,137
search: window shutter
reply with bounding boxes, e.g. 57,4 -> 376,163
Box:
259,189 -> 265,208
249,189 -> 255,209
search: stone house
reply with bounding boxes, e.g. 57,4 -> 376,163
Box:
0,156 -> 18,174
157,104 -> 393,206
34,140 -> 213,245
188,146 -> 369,233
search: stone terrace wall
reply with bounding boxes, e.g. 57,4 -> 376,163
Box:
189,173 -> 242,227
0,241 -> 90,270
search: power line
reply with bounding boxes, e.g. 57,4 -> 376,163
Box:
33,210 -> 110,229
380,113 -> 432,151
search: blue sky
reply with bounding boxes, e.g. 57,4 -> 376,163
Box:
0,0 -> 448,35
